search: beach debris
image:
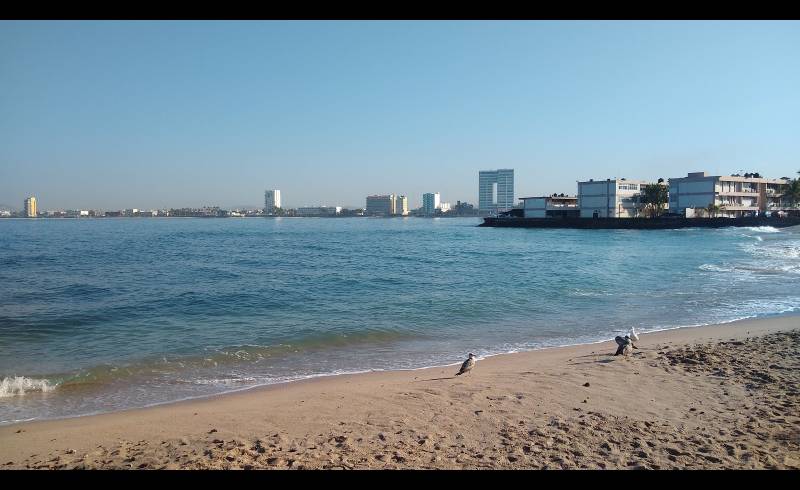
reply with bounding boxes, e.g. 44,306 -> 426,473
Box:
455,353 -> 476,376
583,382 -> 590,387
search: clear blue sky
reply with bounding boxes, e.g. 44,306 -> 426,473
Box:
1,20 -> 799,210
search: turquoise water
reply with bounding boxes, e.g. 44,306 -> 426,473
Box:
1,217 -> 799,423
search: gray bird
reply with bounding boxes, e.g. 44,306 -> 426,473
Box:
455,353 -> 476,376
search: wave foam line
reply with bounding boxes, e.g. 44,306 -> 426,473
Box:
0,376 -> 59,397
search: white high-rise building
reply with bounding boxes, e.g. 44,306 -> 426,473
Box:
395,195 -> 409,216
422,192 -> 441,215
478,169 -> 514,213
24,196 -> 37,218
264,190 -> 281,214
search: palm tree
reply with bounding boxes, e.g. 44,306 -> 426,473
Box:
706,203 -> 726,218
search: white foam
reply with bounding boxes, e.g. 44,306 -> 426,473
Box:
698,263 -> 734,273
0,376 -> 58,397
740,226 -> 781,233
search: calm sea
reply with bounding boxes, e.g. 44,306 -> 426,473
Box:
1,217 -> 799,424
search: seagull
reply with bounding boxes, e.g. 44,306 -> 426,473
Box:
455,353 -> 476,376
629,327 -> 640,342
614,335 -> 638,356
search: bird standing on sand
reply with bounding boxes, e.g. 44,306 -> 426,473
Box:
629,327 -> 640,342
456,353 -> 476,376
614,335 -> 638,356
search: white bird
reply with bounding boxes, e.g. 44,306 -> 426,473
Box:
629,327 -> 640,342
455,353 -> 476,376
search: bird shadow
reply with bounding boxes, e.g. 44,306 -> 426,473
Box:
567,355 -> 621,366
413,376 -> 458,382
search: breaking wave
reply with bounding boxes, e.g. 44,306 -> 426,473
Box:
0,376 -> 59,397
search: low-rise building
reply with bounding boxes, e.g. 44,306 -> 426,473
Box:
520,195 -> 579,218
668,171 -> 792,217
296,206 -> 342,217
578,178 -> 648,218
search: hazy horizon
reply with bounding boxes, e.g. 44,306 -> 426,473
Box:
2,20 -> 799,210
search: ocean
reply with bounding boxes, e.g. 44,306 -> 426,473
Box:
1,217 -> 798,424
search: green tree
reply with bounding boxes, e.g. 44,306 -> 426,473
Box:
639,183 -> 669,218
705,203 -> 726,218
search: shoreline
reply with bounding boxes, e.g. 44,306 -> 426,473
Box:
3,311 -> 797,428
1,313 -> 799,469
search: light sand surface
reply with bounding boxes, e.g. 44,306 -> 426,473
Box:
1,315 -> 799,469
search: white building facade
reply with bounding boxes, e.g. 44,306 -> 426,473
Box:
520,195 -> 579,218
395,195 -> 409,216
577,179 -> 648,218
24,197 -> 37,218
264,190 -> 281,214
478,169 -> 514,213
296,206 -> 342,217
668,172 -> 792,217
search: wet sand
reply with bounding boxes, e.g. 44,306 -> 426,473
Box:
1,315 -> 798,469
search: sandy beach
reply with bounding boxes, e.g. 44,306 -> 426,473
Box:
1,315 -> 798,470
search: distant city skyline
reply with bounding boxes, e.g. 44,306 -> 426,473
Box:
2,21 -> 799,210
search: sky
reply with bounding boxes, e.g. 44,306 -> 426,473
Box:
1,20 -> 799,210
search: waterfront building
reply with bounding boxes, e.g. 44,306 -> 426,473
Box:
478,169 -> 514,213
366,194 -> 396,216
395,195 -> 409,216
439,202 -> 451,213
24,196 -> 37,217
264,190 -> 281,214
668,172 -> 792,217
366,194 -> 394,216
422,192 -> 441,216
577,178 -> 649,218
296,206 -> 342,217
520,195 -> 579,218
453,201 -> 478,216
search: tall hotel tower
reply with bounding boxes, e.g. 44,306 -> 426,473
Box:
264,190 -> 281,214
478,169 -> 514,213
422,192 -> 441,215
24,196 -> 37,217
